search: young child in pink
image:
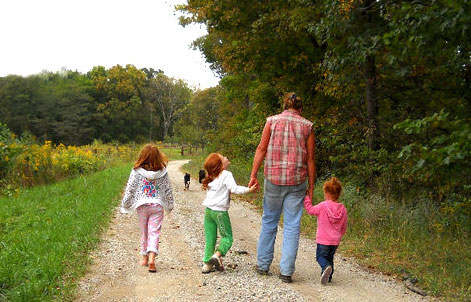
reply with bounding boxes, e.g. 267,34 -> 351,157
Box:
304,177 -> 347,285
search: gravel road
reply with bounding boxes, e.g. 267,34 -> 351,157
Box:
75,160 -> 439,302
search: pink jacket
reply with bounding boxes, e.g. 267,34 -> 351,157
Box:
304,196 -> 348,245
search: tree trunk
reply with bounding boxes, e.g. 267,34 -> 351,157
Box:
363,0 -> 380,151
365,54 -> 379,150
162,119 -> 170,140
149,109 -> 153,142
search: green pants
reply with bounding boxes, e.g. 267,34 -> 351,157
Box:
203,207 -> 233,262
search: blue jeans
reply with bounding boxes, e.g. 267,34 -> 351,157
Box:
316,244 -> 338,281
257,180 -> 306,276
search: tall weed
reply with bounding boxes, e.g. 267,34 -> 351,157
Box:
337,188 -> 471,301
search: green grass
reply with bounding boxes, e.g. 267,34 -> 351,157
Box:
159,146 -> 205,161
337,190 -> 471,302
0,163 -> 133,302
182,159 -> 471,302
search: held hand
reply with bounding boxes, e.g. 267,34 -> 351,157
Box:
304,195 -> 311,205
248,177 -> 259,189
306,187 -> 314,200
248,184 -> 258,193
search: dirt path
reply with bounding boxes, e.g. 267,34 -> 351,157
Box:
75,160 -> 438,302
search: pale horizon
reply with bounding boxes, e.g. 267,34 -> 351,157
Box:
0,0 -> 220,89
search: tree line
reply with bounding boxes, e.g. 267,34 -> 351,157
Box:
0,65 -> 193,146
176,0 -> 470,232
1,0 -> 470,232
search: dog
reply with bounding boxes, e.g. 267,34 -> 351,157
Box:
184,173 -> 190,191
199,170 -> 206,184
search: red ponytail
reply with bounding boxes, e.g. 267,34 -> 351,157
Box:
202,153 -> 223,190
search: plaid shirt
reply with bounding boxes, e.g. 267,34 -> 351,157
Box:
264,110 -> 313,185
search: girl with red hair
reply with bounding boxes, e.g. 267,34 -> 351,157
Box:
201,153 -> 256,273
304,177 -> 347,284
121,144 -> 174,273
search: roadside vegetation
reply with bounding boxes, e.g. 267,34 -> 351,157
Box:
0,163 -> 131,301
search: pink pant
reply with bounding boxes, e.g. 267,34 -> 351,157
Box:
136,204 -> 164,255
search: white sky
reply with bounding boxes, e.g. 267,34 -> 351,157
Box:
0,0 -> 220,89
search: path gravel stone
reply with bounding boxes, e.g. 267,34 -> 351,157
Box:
75,160 -> 439,302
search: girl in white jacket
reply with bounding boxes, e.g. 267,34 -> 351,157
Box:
121,144 -> 174,273
201,153 -> 256,273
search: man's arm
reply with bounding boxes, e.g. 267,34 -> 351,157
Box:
249,122 -> 271,188
306,130 -> 316,199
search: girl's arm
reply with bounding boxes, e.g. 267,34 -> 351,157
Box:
225,172 -> 250,195
159,172 -> 174,212
304,196 -> 321,216
121,170 -> 138,213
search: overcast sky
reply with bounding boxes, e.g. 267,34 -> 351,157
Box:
0,0 -> 220,89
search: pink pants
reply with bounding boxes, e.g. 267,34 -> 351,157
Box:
136,203 -> 164,255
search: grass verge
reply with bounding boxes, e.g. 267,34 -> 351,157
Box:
0,163 -> 132,302
337,189 -> 471,302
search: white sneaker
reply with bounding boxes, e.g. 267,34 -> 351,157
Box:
202,262 -> 213,274
321,266 -> 332,285
209,255 -> 224,271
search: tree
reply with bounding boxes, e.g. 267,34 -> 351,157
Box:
177,0 -> 471,200
89,64 -> 148,142
173,86 -> 223,150
143,74 -> 191,140
178,0 -> 325,104
0,75 -> 41,137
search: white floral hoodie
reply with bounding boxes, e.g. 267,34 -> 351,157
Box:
120,167 -> 174,213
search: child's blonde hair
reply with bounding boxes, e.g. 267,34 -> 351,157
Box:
202,153 -> 223,190
323,177 -> 342,200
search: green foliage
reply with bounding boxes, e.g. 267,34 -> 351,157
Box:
142,73 -> 192,140
0,136 -> 140,197
178,1 -> 471,299
173,86 -> 223,148
0,163 -> 131,301
203,75 -> 278,160
0,65 -> 193,145
0,124 -> 22,187
394,111 -> 471,228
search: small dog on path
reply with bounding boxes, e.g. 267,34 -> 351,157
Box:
198,170 -> 206,184
184,173 -> 190,191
